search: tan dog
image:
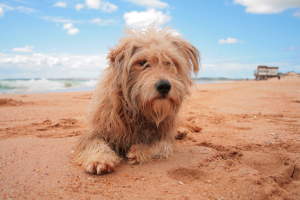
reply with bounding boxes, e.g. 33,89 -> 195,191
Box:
74,28 -> 200,175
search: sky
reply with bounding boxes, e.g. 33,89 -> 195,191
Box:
0,0 -> 300,79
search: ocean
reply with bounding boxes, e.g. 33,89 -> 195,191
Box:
0,78 -> 239,94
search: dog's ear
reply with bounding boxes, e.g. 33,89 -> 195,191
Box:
108,41 -> 139,69
108,42 -> 127,68
171,38 -> 200,73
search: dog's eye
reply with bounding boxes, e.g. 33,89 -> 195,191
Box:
163,61 -> 171,66
138,60 -> 147,66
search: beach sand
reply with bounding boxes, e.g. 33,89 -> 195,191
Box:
0,76 -> 299,200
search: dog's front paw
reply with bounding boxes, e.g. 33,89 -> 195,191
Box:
126,142 -> 173,164
84,161 -> 116,175
127,151 -> 140,165
126,145 -> 149,164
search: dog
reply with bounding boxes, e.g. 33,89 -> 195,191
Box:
74,28 -> 200,175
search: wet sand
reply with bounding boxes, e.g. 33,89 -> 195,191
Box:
0,76 -> 299,200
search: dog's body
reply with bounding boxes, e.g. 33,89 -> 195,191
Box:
74,29 -> 200,175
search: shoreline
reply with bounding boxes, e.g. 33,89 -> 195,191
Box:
0,78 -> 246,94
0,80 -> 244,96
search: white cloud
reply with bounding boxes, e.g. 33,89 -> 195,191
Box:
68,28 -> 79,35
124,9 -> 171,29
0,3 -> 11,11
43,16 -> 115,26
0,3 -> 35,14
0,7 -> 4,17
53,2 -> 67,8
43,16 -> 80,24
219,37 -> 239,44
0,53 -> 107,78
126,0 -> 168,9
90,18 -> 115,25
0,53 -> 104,69
43,16 -> 115,34
84,0 -> 117,12
75,3 -> 85,10
12,46 -> 34,53
100,1 -> 118,12
86,0 -> 100,9
234,0 -> 300,14
63,23 -> 73,29
63,23 -> 79,35
15,6 -> 35,14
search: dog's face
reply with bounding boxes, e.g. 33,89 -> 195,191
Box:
108,29 -> 200,125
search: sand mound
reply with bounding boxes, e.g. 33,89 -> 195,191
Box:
0,98 -> 25,106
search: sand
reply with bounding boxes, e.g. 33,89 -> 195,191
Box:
0,77 -> 299,200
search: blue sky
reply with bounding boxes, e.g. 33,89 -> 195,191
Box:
0,0 -> 299,79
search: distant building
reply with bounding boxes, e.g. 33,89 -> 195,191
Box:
254,65 -> 279,80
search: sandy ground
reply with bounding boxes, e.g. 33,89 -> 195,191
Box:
0,77 -> 299,200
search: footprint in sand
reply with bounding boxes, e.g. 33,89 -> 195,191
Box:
241,152 -> 296,186
167,167 -> 207,183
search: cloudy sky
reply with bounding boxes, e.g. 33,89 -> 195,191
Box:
0,0 -> 300,79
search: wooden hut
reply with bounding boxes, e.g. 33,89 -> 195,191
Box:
254,66 -> 279,80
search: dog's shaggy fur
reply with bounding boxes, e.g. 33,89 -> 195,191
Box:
74,29 -> 200,175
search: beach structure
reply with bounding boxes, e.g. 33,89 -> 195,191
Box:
254,65 -> 279,80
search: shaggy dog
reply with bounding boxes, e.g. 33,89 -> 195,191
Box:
74,29 -> 200,175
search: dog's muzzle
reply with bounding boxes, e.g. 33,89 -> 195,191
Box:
155,79 -> 171,97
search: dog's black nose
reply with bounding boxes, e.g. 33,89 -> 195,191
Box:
155,80 -> 171,96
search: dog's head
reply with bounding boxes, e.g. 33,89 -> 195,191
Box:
108,29 -> 200,125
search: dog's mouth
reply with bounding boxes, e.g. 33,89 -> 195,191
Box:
145,98 -> 175,126
152,95 -> 175,104
158,93 -> 168,99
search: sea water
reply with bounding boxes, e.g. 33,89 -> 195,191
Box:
0,78 -> 239,94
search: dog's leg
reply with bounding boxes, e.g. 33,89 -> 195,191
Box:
126,140 -> 173,164
74,135 -> 121,175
